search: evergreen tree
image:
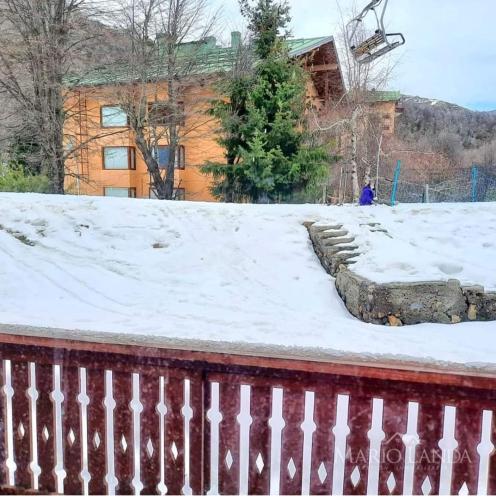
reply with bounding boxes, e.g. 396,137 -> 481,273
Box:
202,0 -> 328,203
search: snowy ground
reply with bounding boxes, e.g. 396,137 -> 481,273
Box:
0,193 -> 495,367
316,203 -> 496,289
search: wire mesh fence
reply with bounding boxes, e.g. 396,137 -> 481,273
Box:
327,162 -> 496,205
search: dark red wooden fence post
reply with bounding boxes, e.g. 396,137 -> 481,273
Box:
139,372 -> 161,495
189,373 -> 204,495
412,401 -> 444,495
248,384 -> 272,495
113,370 -> 134,495
86,368 -> 107,495
343,394 -> 373,495
280,386 -> 305,495
310,388 -> 336,495
451,405 -> 483,495
218,377 -> 241,495
164,371 -> 185,495
378,397 -> 408,495
61,366 -> 84,494
11,361 -> 32,490
35,363 -> 56,493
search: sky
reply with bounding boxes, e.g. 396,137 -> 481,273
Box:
210,0 -> 496,111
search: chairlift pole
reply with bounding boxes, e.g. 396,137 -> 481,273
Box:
471,165 -> 479,202
391,160 -> 401,206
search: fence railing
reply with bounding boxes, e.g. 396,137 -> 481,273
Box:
0,332 -> 495,495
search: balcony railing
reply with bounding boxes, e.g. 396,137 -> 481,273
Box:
0,330 -> 495,495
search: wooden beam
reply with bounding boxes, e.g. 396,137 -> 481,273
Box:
309,63 -> 338,72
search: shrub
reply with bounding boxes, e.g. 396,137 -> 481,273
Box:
0,159 -> 50,193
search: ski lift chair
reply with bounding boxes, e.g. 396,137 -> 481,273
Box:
348,0 -> 405,65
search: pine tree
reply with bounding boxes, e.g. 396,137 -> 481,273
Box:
202,0 -> 328,203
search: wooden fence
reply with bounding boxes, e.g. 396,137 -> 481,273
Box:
0,333 -> 495,495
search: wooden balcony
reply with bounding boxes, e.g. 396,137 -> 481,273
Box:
0,329 -> 495,495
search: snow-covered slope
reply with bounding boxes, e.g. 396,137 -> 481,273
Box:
0,193 -> 495,366
316,204 -> 496,290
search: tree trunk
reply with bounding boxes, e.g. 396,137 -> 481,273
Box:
350,126 -> 360,202
374,133 -> 383,196
134,130 -> 167,199
163,75 -> 180,200
164,120 -> 178,200
350,107 -> 361,203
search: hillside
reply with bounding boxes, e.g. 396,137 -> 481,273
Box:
396,95 -> 496,152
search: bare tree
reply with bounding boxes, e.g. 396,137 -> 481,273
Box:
103,0 -> 219,199
311,0 -> 398,203
0,0 -> 90,193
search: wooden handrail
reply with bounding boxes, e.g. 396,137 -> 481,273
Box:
0,328 -> 495,390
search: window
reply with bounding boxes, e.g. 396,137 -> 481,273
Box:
101,106 -> 128,127
104,187 -> 137,198
148,101 -> 185,126
176,145 -> 185,169
153,145 -> 185,169
154,146 -> 170,169
149,187 -> 185,200
103,147 -> 136,170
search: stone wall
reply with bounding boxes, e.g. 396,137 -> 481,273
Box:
306,222 -> 496,326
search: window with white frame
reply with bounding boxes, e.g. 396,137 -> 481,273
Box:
149,187 -> 185,200
101,106 -> 128,127
104,187 -> 137,198
103,147 -> 135,170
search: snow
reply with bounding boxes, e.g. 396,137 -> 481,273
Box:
315,203 -> 496,290
0,193 -> 495,368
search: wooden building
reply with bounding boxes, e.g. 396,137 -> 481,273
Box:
64,34 -> 345,201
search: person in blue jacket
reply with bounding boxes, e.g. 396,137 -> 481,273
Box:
359,182 -> 375,205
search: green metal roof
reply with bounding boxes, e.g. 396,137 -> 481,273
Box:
367,90 -> 401,102
286,36 -> 334,57
67,36 -> 336,88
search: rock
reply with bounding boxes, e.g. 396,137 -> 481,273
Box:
322,237 -> 355,246
312,224 -> 342,233
326,245 -> 359,255
321,230 -> 349,239
388,315 -> 403,327
481,293 -> 496,321
451,315 -> 461,324
468,304 -> 478,321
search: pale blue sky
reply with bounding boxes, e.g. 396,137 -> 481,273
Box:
210,0 -> 496,111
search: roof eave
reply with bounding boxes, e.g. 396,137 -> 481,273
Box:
289,36 -> 335,58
